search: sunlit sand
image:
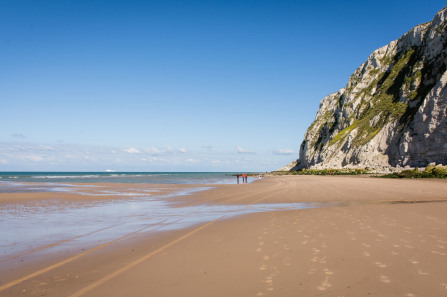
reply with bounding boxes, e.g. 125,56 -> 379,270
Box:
1,175 -> 447,296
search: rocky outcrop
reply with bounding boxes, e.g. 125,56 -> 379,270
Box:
277,160 -> 297,171
288,7 -> 447,171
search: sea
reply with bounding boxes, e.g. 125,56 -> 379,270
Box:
0,171 -> 247,185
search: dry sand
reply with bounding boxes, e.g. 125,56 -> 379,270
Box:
1,175 -> 447,296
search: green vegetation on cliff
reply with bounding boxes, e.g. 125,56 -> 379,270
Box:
381,165 -> 447,178
330,47 -> 420,147
274,168 -> 369,176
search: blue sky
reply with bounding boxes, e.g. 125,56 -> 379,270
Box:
1,0 -> 445,172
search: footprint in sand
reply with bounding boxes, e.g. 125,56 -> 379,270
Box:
302,240 -> 308,245
432,250 -> 447,256
362,243 -> 371,248
380,275 -> 391,283
317,277 -> 332,291
374,261 -> 387,268
363,251 -> 371,257
319,258 -> 327,264
256,248 -> 262,252
259,264 -> 267,271
263,255 -> 270,260
36,281 -> 48,286
409,259 -> 419,264
317,282 -> 331,291
418,269 -> 429,275
307,268 -> 317,274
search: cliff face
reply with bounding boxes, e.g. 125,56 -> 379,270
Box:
291,7 -> 447,170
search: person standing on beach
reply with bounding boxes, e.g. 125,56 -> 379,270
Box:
242,173 -> 246,184
237,174 -> 240,184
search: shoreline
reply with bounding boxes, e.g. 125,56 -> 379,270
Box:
1,176 -> 447,296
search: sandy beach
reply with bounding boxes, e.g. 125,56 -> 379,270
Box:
1,175 -> 447,296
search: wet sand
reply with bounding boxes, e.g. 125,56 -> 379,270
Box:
1,175 -> 447,296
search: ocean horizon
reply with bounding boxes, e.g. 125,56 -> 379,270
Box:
0,171 -> 256,185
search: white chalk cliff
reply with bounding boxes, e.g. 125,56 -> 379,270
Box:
287,7 -> 447,171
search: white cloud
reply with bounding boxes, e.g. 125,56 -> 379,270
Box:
236,145 -> 255,154
64,154 -> 76,159
144,147 -> 161,155
24,155 -> 44,162
0,141 -> 288,171
83,154 -> 97,161
273,148 -> 295,155
144,146 -> 176,155
149,157 -> 165,162
39,145 -> 55,151
122,147 -> 141,154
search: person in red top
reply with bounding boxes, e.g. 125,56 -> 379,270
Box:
242,173 -> 246,184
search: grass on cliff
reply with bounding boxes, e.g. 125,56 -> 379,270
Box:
274,168 -> 369,176
329,45 -> 443,150
330,48 -> 417,148
380,165 -> 447,179
274,165 -> 447,178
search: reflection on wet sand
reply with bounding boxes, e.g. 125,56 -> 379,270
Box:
0,182 -> 315,269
